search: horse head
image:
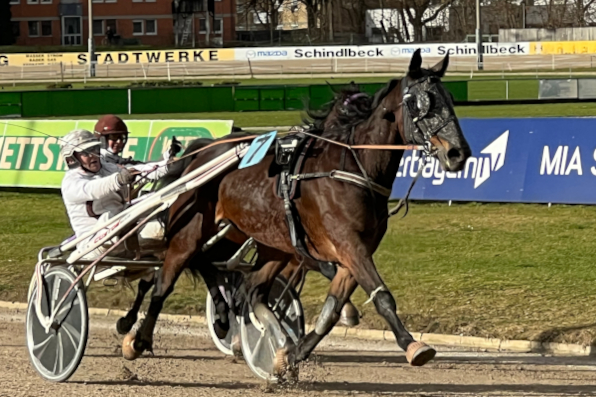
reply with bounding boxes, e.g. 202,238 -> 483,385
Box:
374,49 -> 471,172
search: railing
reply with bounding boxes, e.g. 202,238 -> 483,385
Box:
3,54 -> 596,83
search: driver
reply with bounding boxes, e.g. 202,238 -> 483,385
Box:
94,114 -> 140,165
60,129 -> 174,259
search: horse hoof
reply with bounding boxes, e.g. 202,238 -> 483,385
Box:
116,316 -> 135,335
274,348 -> 289,377
339,301 -> 359,327
122,333 -> 142,361
406,341 -> 436,366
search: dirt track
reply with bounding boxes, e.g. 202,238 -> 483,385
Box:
3,308 -> 596,397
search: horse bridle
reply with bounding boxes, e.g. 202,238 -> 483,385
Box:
401,75 -> 456,156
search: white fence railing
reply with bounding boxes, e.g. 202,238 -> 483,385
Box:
2,54 -> 596,83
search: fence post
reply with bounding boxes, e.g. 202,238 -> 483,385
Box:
141,63 -> 147,80
167,62 -> 171,81
506,80 -> 509,100
128,88 -> 132,115
552,54 -> 555,70
60,62 -> 64,82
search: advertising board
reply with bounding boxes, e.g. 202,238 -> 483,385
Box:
0,119 -> 233,188
392,118 -> 596,205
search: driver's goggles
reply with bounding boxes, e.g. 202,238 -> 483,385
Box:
107,133 -> 127,142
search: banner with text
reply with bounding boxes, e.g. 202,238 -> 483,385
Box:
235,43 -> 531,61
392,118 -> 596,204
0,49 -> 236,67
0,119 -> 233,188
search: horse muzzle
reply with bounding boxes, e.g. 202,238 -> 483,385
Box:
430,135 -> 471,173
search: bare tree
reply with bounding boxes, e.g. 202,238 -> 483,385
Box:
240,0 -> 284,42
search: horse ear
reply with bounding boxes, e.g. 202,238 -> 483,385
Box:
430,53 -> 449,77
409,49 -> 422,74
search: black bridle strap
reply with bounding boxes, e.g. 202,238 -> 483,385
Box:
387,155 -> 428,219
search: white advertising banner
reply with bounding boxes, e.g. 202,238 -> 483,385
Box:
235,43 -> 531,61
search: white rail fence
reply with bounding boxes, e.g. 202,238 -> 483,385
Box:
1,55 -> 596,83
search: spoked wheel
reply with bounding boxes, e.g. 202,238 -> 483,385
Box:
240,276 -> 304,382
26,267 -> 89,382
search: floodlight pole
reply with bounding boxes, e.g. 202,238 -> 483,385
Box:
476,0 -> 483,70
88,0 -> 96,77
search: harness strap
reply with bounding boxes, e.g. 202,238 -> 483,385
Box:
291,170 -> 391,197
388,156 -> 427,218
280,170 -> 319,262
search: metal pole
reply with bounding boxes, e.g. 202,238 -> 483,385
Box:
522,2 -> 526,29
476,0 -> 483,71
87,0 -> 95,77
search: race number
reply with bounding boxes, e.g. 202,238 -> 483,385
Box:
239,131 -> 277,169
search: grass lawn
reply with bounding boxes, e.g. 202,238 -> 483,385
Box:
2,192 -> 596,345
0,76 -> 552,101
44,102 -> 596,128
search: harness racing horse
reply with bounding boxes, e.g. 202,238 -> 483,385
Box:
122,50 -> 471,376
114,83 -> 374,336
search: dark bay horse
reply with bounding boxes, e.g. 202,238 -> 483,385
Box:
123,50 -> 471,375
115,83 -> 374,336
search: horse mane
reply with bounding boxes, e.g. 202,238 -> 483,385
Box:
371,79 -> 400,109
302,82 -> 374,140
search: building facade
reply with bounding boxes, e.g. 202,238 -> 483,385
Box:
9,0 -> 236,47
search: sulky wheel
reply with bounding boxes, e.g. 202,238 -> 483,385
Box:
240,276 -> 304,382
206,290 -> 235,356
26,267 -> 89,382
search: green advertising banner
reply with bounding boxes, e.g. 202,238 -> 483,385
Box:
0,119 -> 234,188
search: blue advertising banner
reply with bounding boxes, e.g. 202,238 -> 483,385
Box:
392,118 -> 596,204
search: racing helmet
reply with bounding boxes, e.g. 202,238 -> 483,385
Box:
60,129 -> 100,169
94,114 -> 129,151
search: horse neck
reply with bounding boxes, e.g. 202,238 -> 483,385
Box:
352,103 -> 405,190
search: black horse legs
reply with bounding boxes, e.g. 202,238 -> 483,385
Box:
117,271 -> 156,335
293,267 -> 357,362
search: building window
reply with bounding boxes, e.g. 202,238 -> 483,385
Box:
106,19 -> 117,33
40,0 -> 51,4
28,21 -> 39,37
132,20 -> 144,35
199,18 -> 221,33
146,20 -> 157,35
41,21 -> 52,36
9,0 -> 20,4
12,22 -> 20,37
92,0 -> 104,2
26,0 -> 39,4
214,18 -> 222,33
93,20 -> 103,35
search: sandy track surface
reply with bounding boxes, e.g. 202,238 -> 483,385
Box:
3,308 -> 596,397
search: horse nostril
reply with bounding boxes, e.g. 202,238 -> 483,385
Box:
447,148 -> 462,161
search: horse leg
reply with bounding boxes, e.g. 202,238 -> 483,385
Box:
316,263 -> 360,327
122,213 -> 205,360
292,267 -> 357,364
197,262 -> 231,339
344,253 -> 436,366
116,271 -> 155,335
